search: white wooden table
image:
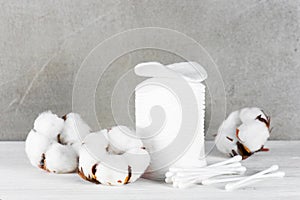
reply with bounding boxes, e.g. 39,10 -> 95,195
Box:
1,141 -> 299,200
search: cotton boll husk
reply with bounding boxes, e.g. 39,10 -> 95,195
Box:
45,143 -> 78,173
106,126 -> 144,154
25,130 -> 52,167
61,113 -> 91,154
237,121 -> 270,152
33,111 -> 64,140
239,107 -> 267,124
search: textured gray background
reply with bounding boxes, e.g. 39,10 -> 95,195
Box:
0,0 -> 299,140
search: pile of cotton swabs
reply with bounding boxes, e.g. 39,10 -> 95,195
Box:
165,155 -> 285,190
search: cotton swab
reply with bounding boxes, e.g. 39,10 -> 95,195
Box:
202,176 -> 245,185
169,162 -> 242,173
202,171 -> 285,185
165,171 -> 175,177
165,155 -> 245,188
170,166 -> 246,185
225,165 -> 281,191
224,172 -> 285,191
165,155 -> 285,191
176,167 -> 246,177
168,155 -> 242,173
165,177 -> 173,183
208,155 -> 242,168
174,173 -> 239,189
172,168 -> 247,188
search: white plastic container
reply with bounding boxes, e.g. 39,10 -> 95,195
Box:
135,62 -> 207,180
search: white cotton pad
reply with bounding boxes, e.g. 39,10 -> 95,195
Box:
25,130 -> 52,167
166,62 -> 207,82
45,143 -> 78,173
134,62 -> 177,78
33,111 -> 64,140
61,113 -> 91,154
134,61 -> 207,83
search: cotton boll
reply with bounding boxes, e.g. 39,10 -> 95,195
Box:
106,126 -> 144,154
215,133 -> 238,156
25,130 -> 52,167
44,143 -> 78,173
78,131 -> 111,182
78,145 -> 99,178
78,130 -> 109,179
239,107 -> 267,124
215,108 -> 271,159
78,128 -> 150,185
33,111 -> 64,140
83,131 -> 109,158
26,111 -> 92,174
95,155 -> 129,185
60,113 -> 91,153
122,148 -> 151,183
215,111 -> 241,156
237,121 -> 270,152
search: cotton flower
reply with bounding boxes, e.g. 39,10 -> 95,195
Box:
33,111 -> 64,140
78,126 -> 150,185
237,121 -> 270,152
105,126 -> 144,154
25,129 -> 52,167
239,107 -> 269,125
215,107 -> 271,159
44,143 -> 78,173
25,111 -> 91,173
60,113 -> 91,154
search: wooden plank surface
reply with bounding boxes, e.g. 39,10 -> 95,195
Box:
1,141 -> 300,200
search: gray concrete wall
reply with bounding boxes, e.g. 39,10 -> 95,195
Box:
0,0 -> 299,140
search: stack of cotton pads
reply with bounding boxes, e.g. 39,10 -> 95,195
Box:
135,62 -> 207,180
